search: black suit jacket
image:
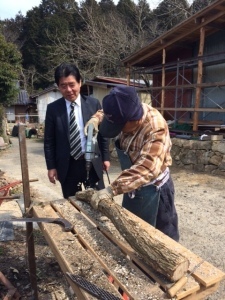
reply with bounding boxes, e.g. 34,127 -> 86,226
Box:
44,95 -> 110,185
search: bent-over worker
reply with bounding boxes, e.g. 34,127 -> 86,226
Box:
84,85 -> 179,241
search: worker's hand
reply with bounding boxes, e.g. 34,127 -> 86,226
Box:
48,169 -> 58,184
91,186 -> 114,210
84,117 -> 99,136
103,161 -> 110,172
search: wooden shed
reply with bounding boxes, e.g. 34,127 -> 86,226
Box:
122,0 -> 225,131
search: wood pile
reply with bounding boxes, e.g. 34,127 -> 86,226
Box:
32,198 -> 225,300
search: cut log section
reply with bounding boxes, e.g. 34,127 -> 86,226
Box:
76,189 -> 189,282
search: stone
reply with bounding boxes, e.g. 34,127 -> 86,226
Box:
212,141 -> 225,154
194,164 -> 205,172
209,155 -> 222,166
180,150 -> 197,165
205,165 -> 217,172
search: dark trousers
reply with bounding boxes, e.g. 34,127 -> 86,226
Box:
156,176 -> 179,241
61,157 -> 103,199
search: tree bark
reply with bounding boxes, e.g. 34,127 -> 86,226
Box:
76,189 -> 189,282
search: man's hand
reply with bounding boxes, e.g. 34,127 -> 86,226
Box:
84,117 -> 99,136
103,161 -> 110,172
91,186 -> 114,210
48,169 -> 58,184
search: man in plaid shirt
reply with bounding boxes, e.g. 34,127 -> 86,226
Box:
84,85 -> 179,241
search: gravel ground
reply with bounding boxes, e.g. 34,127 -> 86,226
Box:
0,136 -> 225,299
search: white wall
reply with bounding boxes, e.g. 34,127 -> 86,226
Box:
92,87 -> 111,104
6,107 -> 15,122
37,90 -> 62,124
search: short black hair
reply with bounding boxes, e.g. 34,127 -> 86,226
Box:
54,63 -> 82,85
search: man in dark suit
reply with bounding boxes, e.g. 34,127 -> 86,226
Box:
44,63 -> 110,198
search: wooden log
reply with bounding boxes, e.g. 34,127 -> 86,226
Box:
76,189 -> 189,282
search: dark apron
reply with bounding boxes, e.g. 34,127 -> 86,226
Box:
115,140 -> 179,241
115,141 -> 160,227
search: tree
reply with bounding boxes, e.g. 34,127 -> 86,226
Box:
153,0 -> 190,32
116,0 -> 137,30
132,0 -> 155,44
0,13 -> 26,50
20,0 -> 81,91
0,32 -> 22,141
43,3 -> 146,79
0,34 -> 22,106
99,0 -> 116,14
190,0 -> 214,14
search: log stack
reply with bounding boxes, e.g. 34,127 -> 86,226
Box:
76,188 -> 189,282
32,196 -> 225,300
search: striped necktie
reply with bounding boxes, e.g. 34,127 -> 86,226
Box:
70,102 -> 82,159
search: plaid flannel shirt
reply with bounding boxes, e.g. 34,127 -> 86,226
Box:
94,103 -> 172,196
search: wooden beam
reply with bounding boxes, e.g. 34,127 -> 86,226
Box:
161,49 -> 166,116
33,205 -> 123,300
126,66 -> 131,86
136,81 -> 225,91
18,125 -> 38,300
193,26 -> 205,131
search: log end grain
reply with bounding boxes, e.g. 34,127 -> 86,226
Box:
76,189 -> 95,203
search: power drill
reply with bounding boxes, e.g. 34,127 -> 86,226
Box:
85,123 -> 98,188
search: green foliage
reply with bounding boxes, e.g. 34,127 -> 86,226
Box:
20,0 -> 82,90
0,33 -> 22,106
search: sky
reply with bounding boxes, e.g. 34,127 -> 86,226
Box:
0,0 -> 163,20
0,0 -> 42,20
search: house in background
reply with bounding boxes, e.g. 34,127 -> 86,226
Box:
85,76 -> 151,104
122,0 -> 225,131
30,85 -> 62,124
5,89 -> 37,123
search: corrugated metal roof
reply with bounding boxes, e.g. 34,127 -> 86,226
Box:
17,90 -> 29,104
85,76 -> 146,88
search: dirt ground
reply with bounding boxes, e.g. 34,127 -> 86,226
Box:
0,136 -> 225,299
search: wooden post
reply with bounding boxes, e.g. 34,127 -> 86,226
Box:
161,48 -> 166,116
126,66 -> 131,86
193,24 -> 205,131
18,125 -> 38,299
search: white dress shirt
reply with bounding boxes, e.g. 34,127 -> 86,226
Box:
65,95 -> 86,153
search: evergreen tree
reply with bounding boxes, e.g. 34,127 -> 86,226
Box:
99,0 -> 116,14
134,0 -> 154,42
190,0 -> 214,14
0,13 -> 25,49
0,32 -> 22,139
21,0 -> 81,91
116,0 -> 137,30
154,0 -> 189,32
0,33 -> 22,106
